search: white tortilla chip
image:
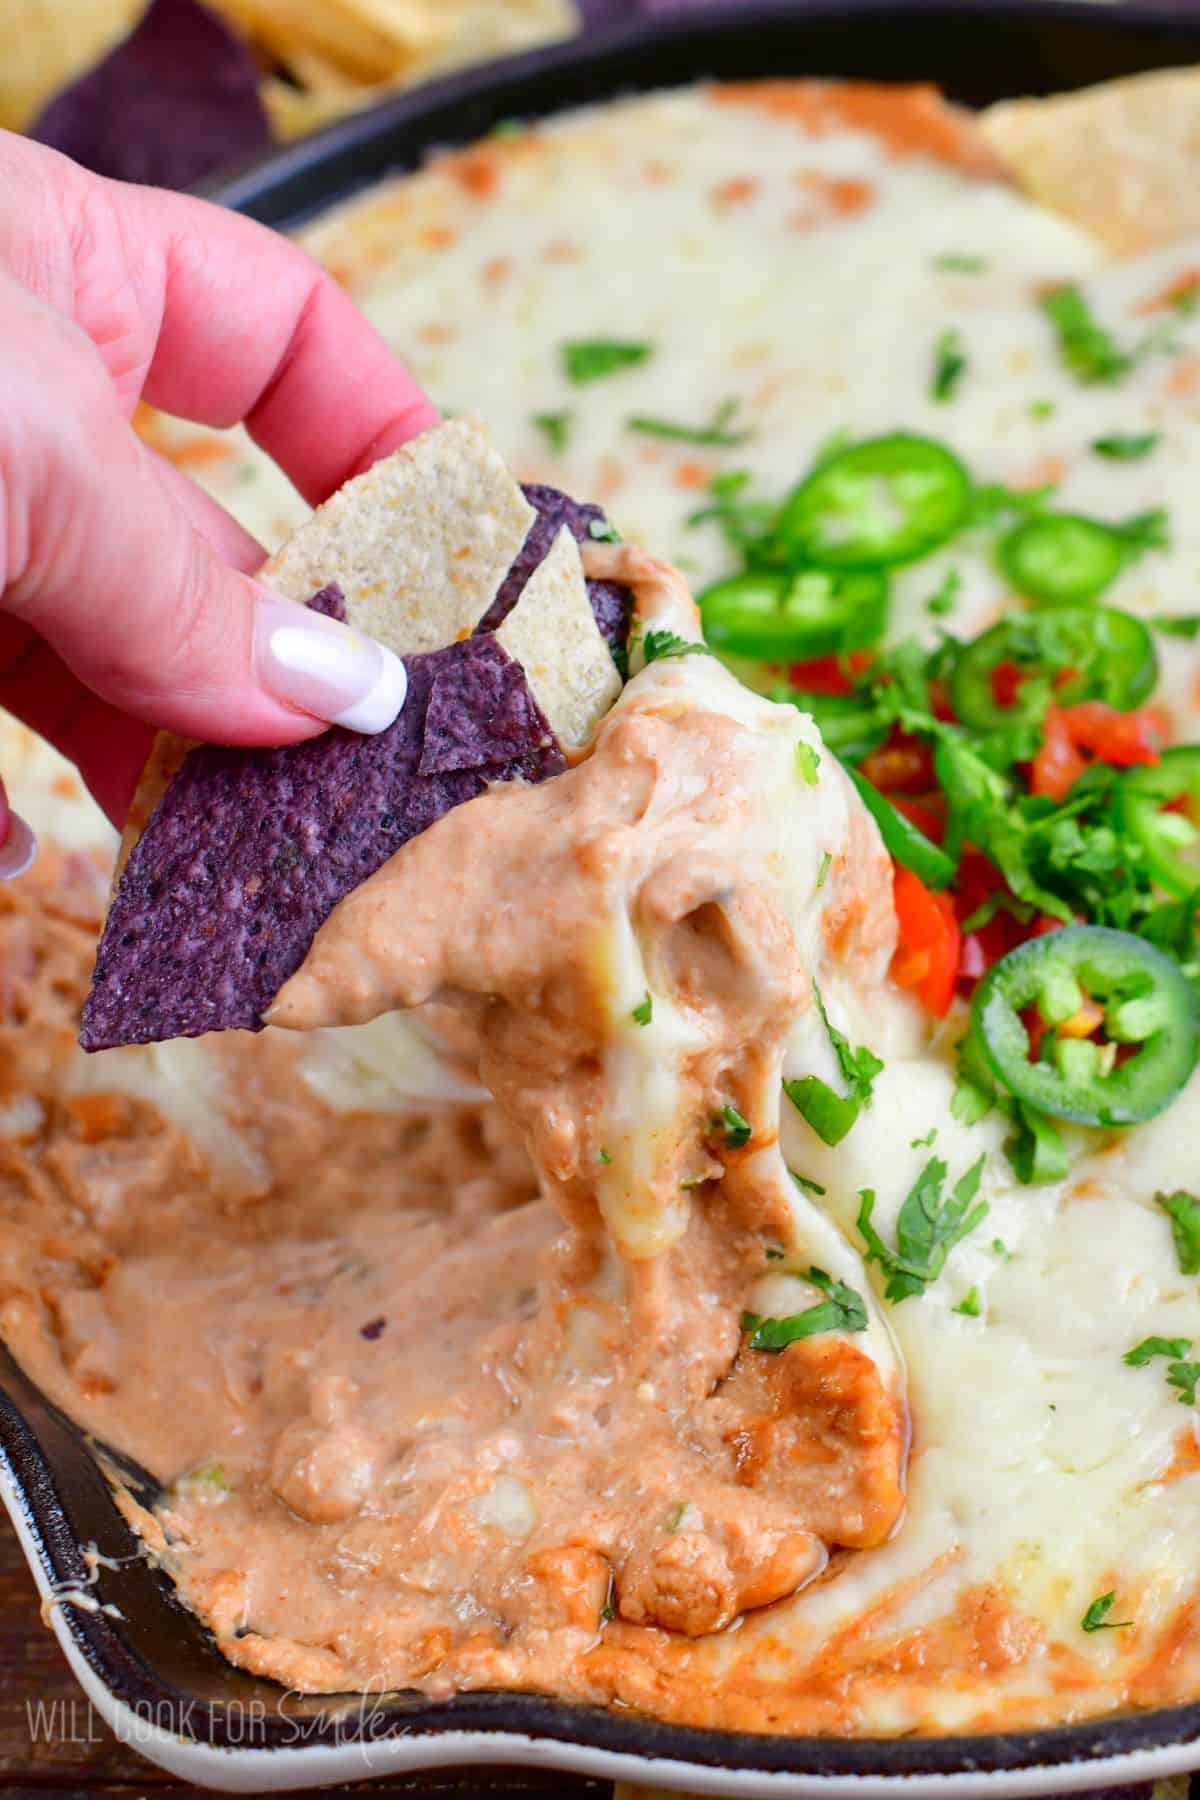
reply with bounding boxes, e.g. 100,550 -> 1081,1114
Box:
116,418 -> 538,881
261,415 -> 535,657
980,69 -> 1200,253
495,527 -> 621,752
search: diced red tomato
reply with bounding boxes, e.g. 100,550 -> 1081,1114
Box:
1020,1004 -> 1046,1062
1056,701 -> 1165,766
953,848 -> 1026,985
1030,702 -> 1164,800
891,865 -> 961,1018
1030,705 -> 1088,800
861,725 -> 936,794
786,651 -> 873,695
929,678 -> 955,723
990,659 -> 1025,710
953,848 -> 1003,918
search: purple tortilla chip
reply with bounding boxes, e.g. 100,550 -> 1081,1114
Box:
421,645 -> 554,777
306,583 -> 346,623
80,602 -> 563,1051
32,0 -> 271,192
477,485 -> 632,657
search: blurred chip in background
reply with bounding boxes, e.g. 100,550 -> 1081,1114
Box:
251,0 -> 579,138
1,0 -> 143,131
6,0 -> 579,178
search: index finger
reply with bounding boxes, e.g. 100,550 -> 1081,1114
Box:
113,178 -> 439,504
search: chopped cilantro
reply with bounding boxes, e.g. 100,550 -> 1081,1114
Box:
783,1075 -> 863,1148
1168,1361 -> 1200,1406
816,850 -> 832,890
1082,1592 -> 1132,1633
952,1071 -> 994,1128
718,1103 -> 751,1149
783,985 -> 883,1146
795,741 -> 821,786
1114,506 -> 1170,554
587,516 -> 621,543
992,1238 -> 1013,1260
912,1128 -> 938,1148
627,397 -> 754,448
1124,1335 -> 1192,1367
926,569 -> 962,617
1004,1101 -> 1069,1187
742,1267 -> 868,1350
856,1154 -> 988,1304
665,1501 -> 689,1532
642,629 -> 710,664
954,1287 -> 982,1318
765,1245 -> 786,1262
959,891 -> 1035,936
933,734 -> 1071,923
179,1459 -> 229,1496
933,253 -> 988,273
685,467 -> 776,560
1092,431 -> 1161,461
1153,615 -> 1200,640
598,1148 -> 612,1165
532,410 -> 573,454
931,328 -> 967,403
600,1591 -> 615,1623
969,479 -> 1058,528
562,339 -> 653,384
631,991 -> 653,1027
790,1171 -> 826,1197
1041,286 -> 1133,385
1157,1190 -> 1200,1275
1042,283 -> 1186,386
1029,399 -> 1057,420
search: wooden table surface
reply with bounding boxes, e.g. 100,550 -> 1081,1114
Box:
0,1515 -> 615,1800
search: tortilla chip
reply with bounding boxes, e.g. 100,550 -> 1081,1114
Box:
117,426 -> 626,885
495,527 -> 621,751
30,0 -> 270,190
212,0 -> 430,86
261,416 -> 535,657
0,0 -> 141,132
116,419 -> 520,884
484,483 -> 632,655
95,422 -> 632,1048
218,0 -> 575,92
113,732 -> 193,889
83,593 -> 562,1050
980,69 -> 1200,253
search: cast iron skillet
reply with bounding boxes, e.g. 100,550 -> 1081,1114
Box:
9,4 -> 1200,1792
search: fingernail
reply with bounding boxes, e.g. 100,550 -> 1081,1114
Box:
253,591 -> 407,734
0,813 -> 36,881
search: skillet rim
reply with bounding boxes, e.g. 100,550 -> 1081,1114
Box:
10,2 -> 1200,1784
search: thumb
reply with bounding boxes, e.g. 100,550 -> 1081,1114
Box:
1,279 -> 405,747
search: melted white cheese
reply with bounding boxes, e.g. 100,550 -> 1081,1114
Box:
19,83 -> 1200,1726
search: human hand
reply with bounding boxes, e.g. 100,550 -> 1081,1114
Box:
0,130 -> 439,864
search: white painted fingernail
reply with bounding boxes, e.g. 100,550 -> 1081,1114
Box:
0,813 -> 36,880
253,592 -> 407,735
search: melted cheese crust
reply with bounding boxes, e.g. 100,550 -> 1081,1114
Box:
11,80 -> 1200,1735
